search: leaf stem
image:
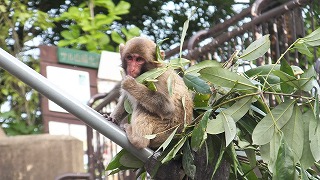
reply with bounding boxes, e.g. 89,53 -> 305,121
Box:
211,93 -> 259,110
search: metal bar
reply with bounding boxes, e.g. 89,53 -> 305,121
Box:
86,125 -> 94,178
188,0 -> 310,59
0,48 -> 153,162
165,6 -> 252,59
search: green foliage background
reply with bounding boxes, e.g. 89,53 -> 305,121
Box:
0,0 -> 239,135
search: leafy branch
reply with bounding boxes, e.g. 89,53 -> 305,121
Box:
106,18 -> 320,180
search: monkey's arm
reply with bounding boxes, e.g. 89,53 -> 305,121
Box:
110,94 -> 128,124
122,76 -> 175,119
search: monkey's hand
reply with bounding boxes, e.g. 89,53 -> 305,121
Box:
121,76 -> 138,91
105,115 -> 118,125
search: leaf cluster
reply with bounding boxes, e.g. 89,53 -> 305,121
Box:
54,0 -> 140,53
0,0 -> 51,135
106,24 -> 320,179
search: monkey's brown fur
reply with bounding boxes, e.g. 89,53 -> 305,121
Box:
110,37 -> 193,149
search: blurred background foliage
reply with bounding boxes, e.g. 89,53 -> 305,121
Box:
0,0 -> 240,135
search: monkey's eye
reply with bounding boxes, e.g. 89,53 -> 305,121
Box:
136,57 -> 144,62
126,55 -> 133,61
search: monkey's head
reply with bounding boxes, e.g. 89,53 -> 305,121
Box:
120,37 -> 165,78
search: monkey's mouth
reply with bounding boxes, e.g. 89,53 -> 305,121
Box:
128,72 -> 139,78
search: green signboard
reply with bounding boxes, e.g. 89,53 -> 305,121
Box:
57,48 -> 101,69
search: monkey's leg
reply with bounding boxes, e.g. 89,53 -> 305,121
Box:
124,113 -> 156,149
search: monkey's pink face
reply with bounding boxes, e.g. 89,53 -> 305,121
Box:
125,54 -> 146,78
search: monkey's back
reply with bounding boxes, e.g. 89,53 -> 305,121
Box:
149,69 -> 193,148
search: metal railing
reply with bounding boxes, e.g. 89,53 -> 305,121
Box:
0,48 -> 154,162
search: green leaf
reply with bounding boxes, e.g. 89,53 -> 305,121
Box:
168,58 -> 190,69
191,110 -> 211,151
294,42 -> 313,57
67,6 -> 81,17
114,1 -> 131,15
303,27 -> 320,46
304,27 -> 320,40
94,14 -> 113,26
57,40 -> 72,47
108,168 -> 122,175
206,117 -> 224,135
273,70 -> 300,89
245,64 -> 303,77
185,60 -> 221,76
229,143 -> 241,177
252,100 -> 295,145
180,9 -> 196,58
280,59 -> 295,93
281,105 -> 303,162
161,136 -> 187,163
138,172 -> 147,180
69,25 -> 80,38
309,107 -> 320,161
119,151 -> 144,168
221,112 -> 236,147
200,67 -> 258,92
136,67 -> 167,83
244,149 -> 257,168
239,162 -> 259,180
183,74 -> 211,94
126,26 -> 140,38
98,35 -> 111,49
211,143 -> 227,177
182,143 -> 196,179
193,93 -> 210,108
268,132 -> 282,172
124,99 -> 133,114
260,143 -> 270,165
223,96 -> 253,122
95,0 -> 115,9
0,5 -> 6,12
240,34 -> 270,61
314,90 -> 320,123
61,30 -> 74,40
111,31 -> 125,44
299,66 -> 319,92
300,110 -> 316,169
207,96 -> 253,134
144,81 -> 157,91
157,126 -> 179,152
106,149 -> 126,170
156,39 -> 167,63
272,135 -> 295,180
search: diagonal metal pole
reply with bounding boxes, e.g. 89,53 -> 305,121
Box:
0,48 -> 153,162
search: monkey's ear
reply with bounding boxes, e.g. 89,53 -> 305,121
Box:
160,50 -> 165,60
119,43 -> 125,55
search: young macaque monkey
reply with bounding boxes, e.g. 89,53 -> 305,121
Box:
109,37 -> 193,149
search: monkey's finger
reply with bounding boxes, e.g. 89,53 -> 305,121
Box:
103,113 -> 110,119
